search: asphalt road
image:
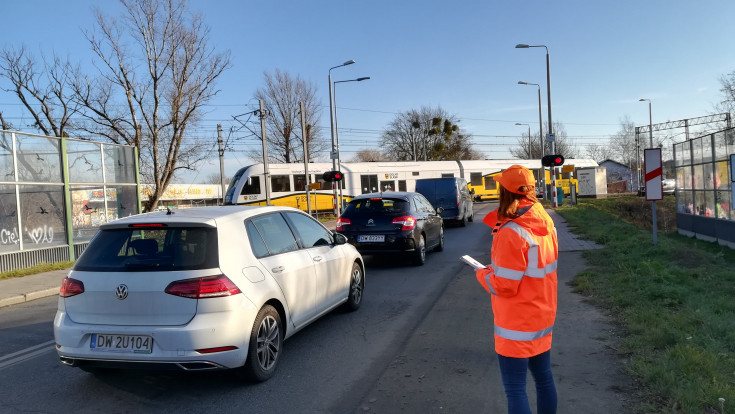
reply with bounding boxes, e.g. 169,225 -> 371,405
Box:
0,203 -> 634,413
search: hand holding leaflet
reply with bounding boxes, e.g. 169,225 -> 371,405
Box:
460,255 -> 487,270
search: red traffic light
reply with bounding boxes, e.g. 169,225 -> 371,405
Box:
322,170 -> 344,182
541,154 -> 565,167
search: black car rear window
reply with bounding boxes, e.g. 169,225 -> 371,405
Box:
344,198 -> 409,216
74,227 -> 219,271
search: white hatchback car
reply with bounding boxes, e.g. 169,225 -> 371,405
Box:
54,206 -> 365,382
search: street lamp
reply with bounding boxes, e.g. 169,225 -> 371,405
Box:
517,43 -> 556,206
333,76 -> 370,211
328,60 -> 355,216
517,81 -> 544,157
516,44 -> 553,151
639,98 -> 653,147
518,80 -> 547,198
515,123 -> 531,158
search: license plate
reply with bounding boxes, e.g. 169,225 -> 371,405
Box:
358,235 -> 384,242
90,334 -> 153,354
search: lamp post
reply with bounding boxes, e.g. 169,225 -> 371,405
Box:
328,60 -> 355,216
517,43 -> 556,206
640,98 -> 657,246
333,76 -> 370,212
518,80 -> 546,198
515,123 -> 532,158
639,99 -> 653,147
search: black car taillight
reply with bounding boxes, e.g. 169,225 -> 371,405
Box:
336,217 -> 351,232
392,216 -> 417,230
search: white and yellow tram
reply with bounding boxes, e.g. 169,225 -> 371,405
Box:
223,159 -> 599,211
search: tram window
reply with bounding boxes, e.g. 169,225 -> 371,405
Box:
441,173 -> 455,178
412,172 -> 420,176
470,172 -> 483,186
271,175 -> 291,192
294,174 -> 307,191
361,175 -> 378,194
240,176 -> 261,195
398,180 -> 407,191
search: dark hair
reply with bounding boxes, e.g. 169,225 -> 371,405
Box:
497,185 -> 537,219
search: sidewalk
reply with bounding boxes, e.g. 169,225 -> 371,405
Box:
0,209 -> 600,309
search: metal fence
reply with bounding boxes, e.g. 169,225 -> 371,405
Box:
0,130 -> 139,272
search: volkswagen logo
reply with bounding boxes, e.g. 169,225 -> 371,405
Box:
115,284 -> 129,300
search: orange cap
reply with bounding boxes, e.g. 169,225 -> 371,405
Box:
494,165 -> 535,194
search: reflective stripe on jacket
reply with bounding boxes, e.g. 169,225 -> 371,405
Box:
475,200 -> 558,358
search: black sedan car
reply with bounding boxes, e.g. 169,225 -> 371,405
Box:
335,192 -> 444,266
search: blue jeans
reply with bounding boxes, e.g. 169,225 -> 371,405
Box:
497,350 -> 557,414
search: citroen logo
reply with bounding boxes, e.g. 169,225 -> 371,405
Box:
367,219 -> 375,226
115,284 -> 129,300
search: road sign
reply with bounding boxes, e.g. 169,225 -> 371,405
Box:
562,164 -> 575,173
645,148 -> 662,201
546,133 -> 555,142
309,182 -> 321,190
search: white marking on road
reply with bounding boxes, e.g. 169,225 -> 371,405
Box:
0,339 -> 55,370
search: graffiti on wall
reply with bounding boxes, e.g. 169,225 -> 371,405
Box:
0,225 -> 54,245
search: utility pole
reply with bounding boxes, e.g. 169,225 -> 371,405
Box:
259,99 -> 271,205
300,101 -> 312,215
217,124 -> 226,205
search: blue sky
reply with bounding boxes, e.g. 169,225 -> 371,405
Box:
2,0 -> 734,183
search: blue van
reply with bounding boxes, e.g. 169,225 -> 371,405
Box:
414,177 -> 474,226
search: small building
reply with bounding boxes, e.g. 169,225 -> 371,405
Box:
599,159 -> 637,193
576,166 -> 608,198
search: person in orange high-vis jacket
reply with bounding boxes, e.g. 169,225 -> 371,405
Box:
475,165 -> 558,414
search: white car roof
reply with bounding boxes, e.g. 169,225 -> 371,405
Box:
101,205 -> 305,229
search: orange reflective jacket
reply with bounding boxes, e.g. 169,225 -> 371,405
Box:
475,199 -> 558,358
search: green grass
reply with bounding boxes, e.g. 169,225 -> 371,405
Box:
558,199 -> 735,413
0,260 -> 74,280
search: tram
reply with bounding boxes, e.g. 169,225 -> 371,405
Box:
223,159 -> 599,211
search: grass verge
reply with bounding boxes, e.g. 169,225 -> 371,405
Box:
557,198 -> 735,413
0,261 -> 74,280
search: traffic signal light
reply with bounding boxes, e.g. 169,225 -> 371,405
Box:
541,154 -> 565,167
322,170 -> 344,182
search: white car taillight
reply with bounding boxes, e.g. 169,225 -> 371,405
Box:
60,277 -> 85,298
165,275 -> 241,299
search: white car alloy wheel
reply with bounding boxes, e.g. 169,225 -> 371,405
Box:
344,262 -> 364,311
243,305 -> 282,382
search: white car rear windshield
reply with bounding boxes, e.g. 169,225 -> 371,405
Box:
74,227 -> 218,271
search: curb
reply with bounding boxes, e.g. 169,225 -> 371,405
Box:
0,287 -> 59,309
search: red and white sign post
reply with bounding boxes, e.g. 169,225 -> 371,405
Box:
551,168 -> 558,208
644,148 -> 662,245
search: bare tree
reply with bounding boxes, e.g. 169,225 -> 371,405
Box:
252,69 -> 325,163
205,172 -> 229,185
350,148 -> 388,162
381,106 -> 480,161
583,143 -> 615,162
608,116 -> 638,166
0,46 -> 79,136
716,71 -> 735,116
509,121 -> 577,159
71,0 -> 231,211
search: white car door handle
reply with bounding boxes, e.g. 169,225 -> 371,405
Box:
272,266 -> 285,273
312,256 -> 323,262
